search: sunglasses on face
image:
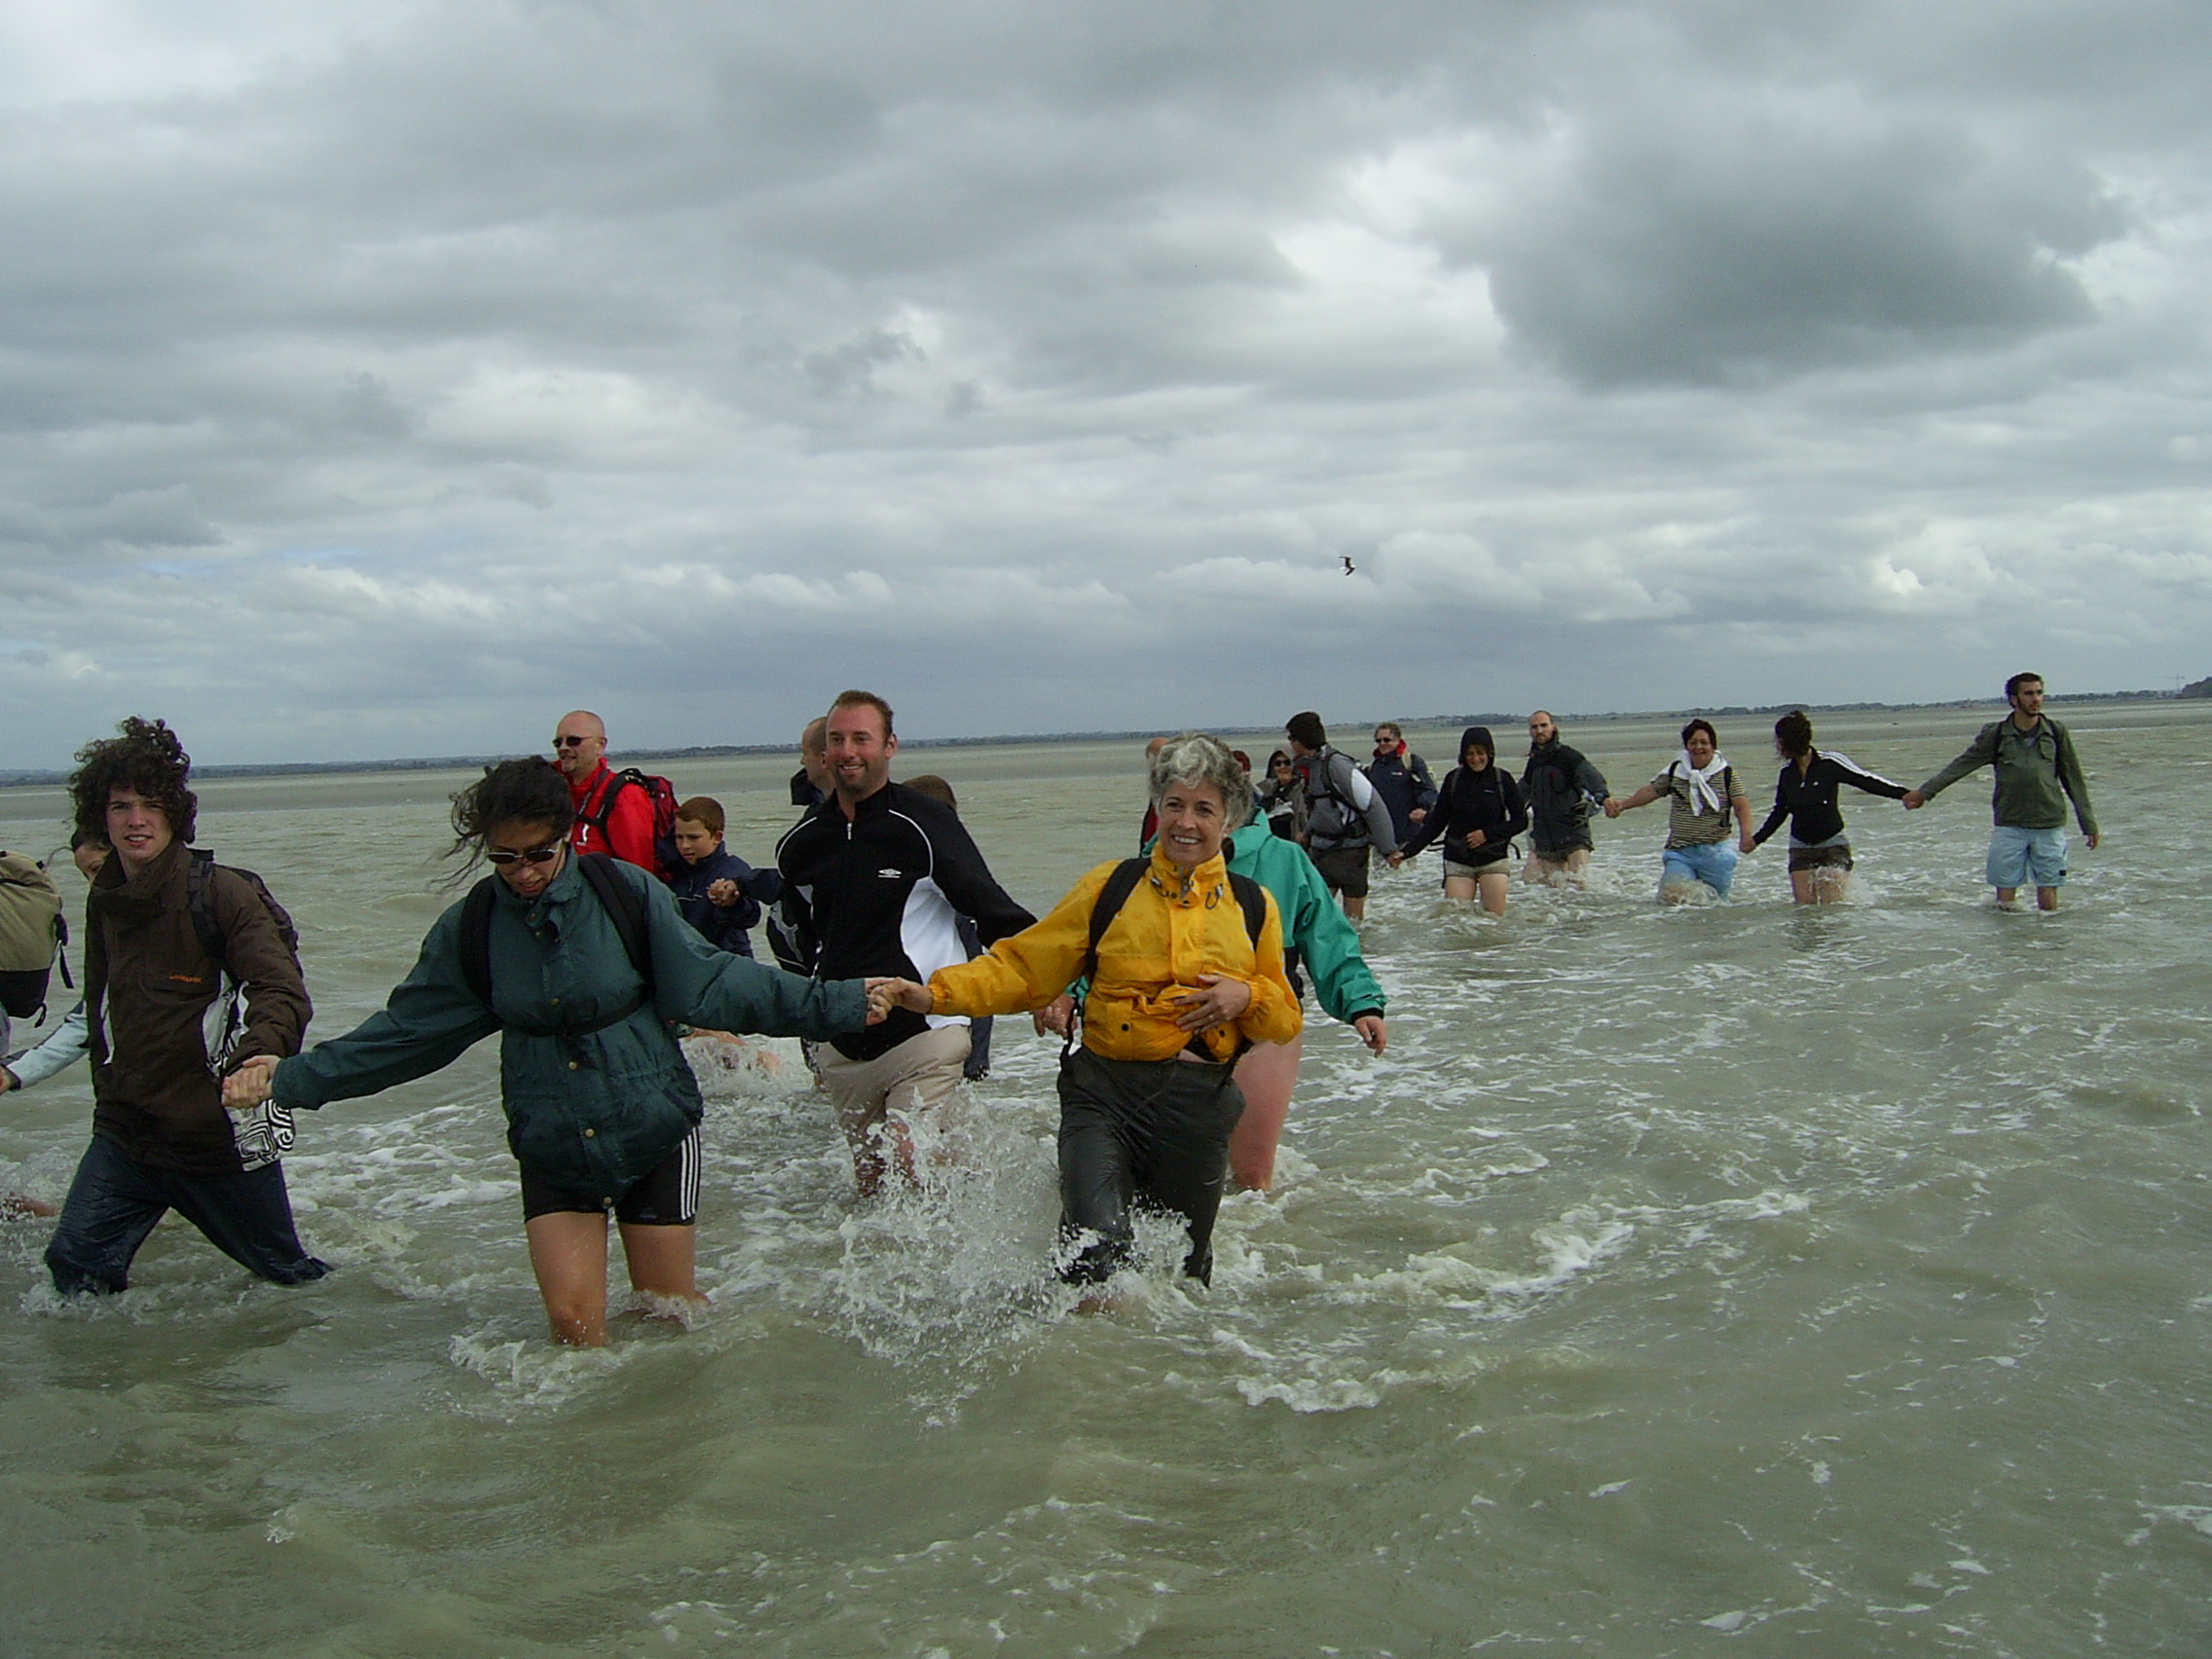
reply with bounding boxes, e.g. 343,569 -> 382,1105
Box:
554,734 -> 594,748
485,842 -> 564,866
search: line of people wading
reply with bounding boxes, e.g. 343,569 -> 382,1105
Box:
2,674 -> 2098,1340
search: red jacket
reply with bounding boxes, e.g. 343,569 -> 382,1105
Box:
569,762 -> 657,871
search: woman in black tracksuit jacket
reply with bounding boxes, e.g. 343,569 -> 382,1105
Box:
1389,726 -> 1529,916
1750,711 -> 1908,904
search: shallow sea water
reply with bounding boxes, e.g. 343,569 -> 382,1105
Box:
2,701 -> 2208,1657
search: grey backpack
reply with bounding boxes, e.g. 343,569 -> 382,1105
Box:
0,850 -> 64,1022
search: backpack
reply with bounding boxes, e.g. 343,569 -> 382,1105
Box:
183,850 -> 305,1070
1069,858 -> 1269,1057
0,850 -> 65,1021
457,853 -> 656,1042
575,767 -> 682,880
1295,749 -> 1367,846
185,851 -> 303,978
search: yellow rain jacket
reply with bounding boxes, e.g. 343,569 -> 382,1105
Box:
927,846 -> 1302,1064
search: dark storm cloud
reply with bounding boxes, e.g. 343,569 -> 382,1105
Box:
1468,106 -> 2128,386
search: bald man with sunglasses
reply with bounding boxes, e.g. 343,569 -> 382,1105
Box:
553,711 -> 657,873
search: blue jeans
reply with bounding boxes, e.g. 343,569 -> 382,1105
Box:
1985,826 -> 2067,889
1661,841 -> 1739,898
44,1135 -> 330,1295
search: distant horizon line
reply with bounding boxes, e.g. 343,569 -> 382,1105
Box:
2,684 -> 2201,789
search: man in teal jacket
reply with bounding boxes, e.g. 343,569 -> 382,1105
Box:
1904,672 -> 2101,911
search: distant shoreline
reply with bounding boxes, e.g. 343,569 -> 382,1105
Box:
1,687 -> 2196,788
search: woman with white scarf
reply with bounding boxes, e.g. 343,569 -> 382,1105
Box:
1604,719 -> 1755,903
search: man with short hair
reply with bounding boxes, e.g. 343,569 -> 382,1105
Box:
1520,710 -> 1609,884
776,691 -> 1034,1194
1286,712 -> 1397,921
790,716 -> 830,809
1363,722 -> 1436,848
553,709 -> 656,871
1904,673 -> 2100,910
3,717 -> 324,1295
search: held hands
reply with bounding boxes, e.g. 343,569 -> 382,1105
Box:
706,878 -> 741,908
1384,852 -> 1406,868
1901,791 -> 1926,809
866,978 -> 934,1023
1738,831 -> 1755,855
222,1055 -> 278,1112
1352,1014 -> 1386,1055
1169,974 -> 1254,1034
1032,992 -> 1075,1038
1602,797 -> 1624,819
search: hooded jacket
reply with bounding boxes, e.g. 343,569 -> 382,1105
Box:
273,853 -> 866,1202
1400,728 -> 1530,870
79,838 -> 311,1175
926,843 -> 1300,1065
1521,735 -> 1608,851
1221,828 -> 1384,1025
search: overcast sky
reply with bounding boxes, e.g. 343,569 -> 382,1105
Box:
5,0 -> 2209,767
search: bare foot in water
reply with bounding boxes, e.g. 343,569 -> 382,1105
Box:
3,1194 -> 57,1220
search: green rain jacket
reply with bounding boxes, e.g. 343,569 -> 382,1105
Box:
1917,716 -> 2098,836
273,855 -> 868,1202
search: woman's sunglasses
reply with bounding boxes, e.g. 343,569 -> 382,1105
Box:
485,842 -> 564,866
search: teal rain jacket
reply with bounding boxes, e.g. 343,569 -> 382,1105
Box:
273,855 -> 868,1202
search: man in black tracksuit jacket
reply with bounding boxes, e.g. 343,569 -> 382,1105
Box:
775,691 -> 1033,1195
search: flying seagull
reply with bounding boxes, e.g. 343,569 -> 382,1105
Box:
1342,555 -> 1357,575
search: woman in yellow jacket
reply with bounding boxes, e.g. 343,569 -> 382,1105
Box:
884,733 -> 1300,1286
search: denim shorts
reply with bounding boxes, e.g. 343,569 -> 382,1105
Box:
1660,841 -> 1739,898
1986,825 -> 2067,889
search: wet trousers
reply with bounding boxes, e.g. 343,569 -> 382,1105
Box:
44,1134 -> 330,1295
1055,1047 -> 1245,1286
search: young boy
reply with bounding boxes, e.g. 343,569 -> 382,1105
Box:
666,796 -> 782,958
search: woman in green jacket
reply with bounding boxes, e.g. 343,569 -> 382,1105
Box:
226,759 -> 891,1346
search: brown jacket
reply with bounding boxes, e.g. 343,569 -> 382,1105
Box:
84,838 -> 311,1174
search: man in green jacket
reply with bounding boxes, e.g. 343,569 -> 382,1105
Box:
1904,673 -> 2101,911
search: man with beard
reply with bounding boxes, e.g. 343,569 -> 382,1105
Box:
1520,710 -> 1608,886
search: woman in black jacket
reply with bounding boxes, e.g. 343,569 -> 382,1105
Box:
1750,711 -> 1908,904
1388,727 -> 1529,916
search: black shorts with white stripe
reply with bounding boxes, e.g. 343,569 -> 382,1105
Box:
519,1125 -> 701,1227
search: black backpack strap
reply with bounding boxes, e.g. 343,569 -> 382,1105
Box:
1228,871 -> 1267,948
576,768 -> 645,831
1083,858 -> 1150,987
184,849 -> 226,974
1063,857 -> 1148,1058
459,876 -> 498,1014
458,857 -> 652,1042
575,853 -> 652,988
